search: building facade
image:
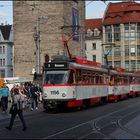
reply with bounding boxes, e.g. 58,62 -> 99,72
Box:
103,1 -> 140,72
13,1 -> 85,79
0,25 -> 13,78
85,19 -> 103,63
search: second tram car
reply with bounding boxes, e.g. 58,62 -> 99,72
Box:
42,55 -> 140,110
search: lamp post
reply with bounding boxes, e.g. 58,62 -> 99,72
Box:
33,16 -> 48,74
102,43 -> 115,66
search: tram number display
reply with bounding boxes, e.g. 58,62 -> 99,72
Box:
51,90 -> 59,95
45,62 -> 68,69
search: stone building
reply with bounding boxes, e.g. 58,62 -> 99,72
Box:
13,1 -> 85,79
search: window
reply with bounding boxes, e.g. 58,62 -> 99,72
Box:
114,46 -> 121,56
105,25 -> 112,43
0,46 -> 2,54
130,46 -> 136,56
94,28 -> 100,36
137,60 -> 140,70
76,69 -> 82,83
92,55 -> 96,62
114,32 -> 120,41
114,24 -> 120,41
92,43 -> 96,50
114,61 -> 121,68
130,23 -> 136,31
3,46 -> 5,54
137,23 -> 140,41
124,23 -> 136,43
86,29 -> 93,37
124,23 -> 129,31
0,59 -> 2,66
138,45 -> 140,55
105,33 -> 112,43
44,70 -> 73,84
125,61 -> 129,71
3,59 -> 5,66
125,46 -> 129,56
131,60 -> 136,72
0,59 -> 5,66
0,70 -> 5,78
137,32 -> 140,41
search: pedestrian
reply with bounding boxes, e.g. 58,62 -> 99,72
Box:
36,84 -> 42,102
5,87 -> 27,131
30,83 -> 39,111
0,84 -> 10,113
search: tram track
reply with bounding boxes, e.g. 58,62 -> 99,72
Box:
80,103 -> 140,139
0,97 -> 140,139
116,109 -> 140,138
43,101 -> 140,139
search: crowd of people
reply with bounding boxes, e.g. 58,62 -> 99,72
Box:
0,82 -> 42,113
0,82 -> 42,131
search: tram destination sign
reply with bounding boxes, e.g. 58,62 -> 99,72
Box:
45,62 -> 68,69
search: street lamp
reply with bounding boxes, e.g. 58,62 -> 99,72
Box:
33,16 -> 48,74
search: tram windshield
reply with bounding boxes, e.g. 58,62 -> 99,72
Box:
43,70 -> 74,84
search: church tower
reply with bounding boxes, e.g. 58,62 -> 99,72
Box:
13,1 -> 85,79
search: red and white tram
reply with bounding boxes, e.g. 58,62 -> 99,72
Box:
42,55 -> 140,110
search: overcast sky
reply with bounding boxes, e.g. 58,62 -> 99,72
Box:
0,1 -> 139,25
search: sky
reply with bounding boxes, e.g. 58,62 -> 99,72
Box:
0,1 -> 139,25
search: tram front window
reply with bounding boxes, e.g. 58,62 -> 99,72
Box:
44,70 -> 73,84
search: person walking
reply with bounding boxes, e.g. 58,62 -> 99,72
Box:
0,84 -> 10,113
5,87 -> 27,131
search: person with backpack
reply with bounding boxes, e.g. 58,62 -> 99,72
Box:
5,87 -> 27,131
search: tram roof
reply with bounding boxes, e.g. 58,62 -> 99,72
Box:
45,55 -> 140,77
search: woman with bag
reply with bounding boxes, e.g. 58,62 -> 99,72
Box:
5,88 -> 27,131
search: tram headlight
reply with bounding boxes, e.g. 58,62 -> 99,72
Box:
62,93 -> 66,97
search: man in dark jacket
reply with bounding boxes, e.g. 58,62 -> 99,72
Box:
30,83 -> 39,111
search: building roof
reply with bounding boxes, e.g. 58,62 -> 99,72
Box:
85,18 -> 102,31
0,25 -> 12,40
103,1 -> 140,25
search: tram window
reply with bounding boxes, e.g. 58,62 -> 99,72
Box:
129,77 -> 133,83
76,70 -> 82,83
109,76 -> 114,85
124,77 -> 129,84
95,75 -> 99,84
44,70 -> 71,84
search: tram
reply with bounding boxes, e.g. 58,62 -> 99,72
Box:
42,55 -> 140,110
41,31 -> 140,110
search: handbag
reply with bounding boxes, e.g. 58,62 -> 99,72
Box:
9,105 -> 15,114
